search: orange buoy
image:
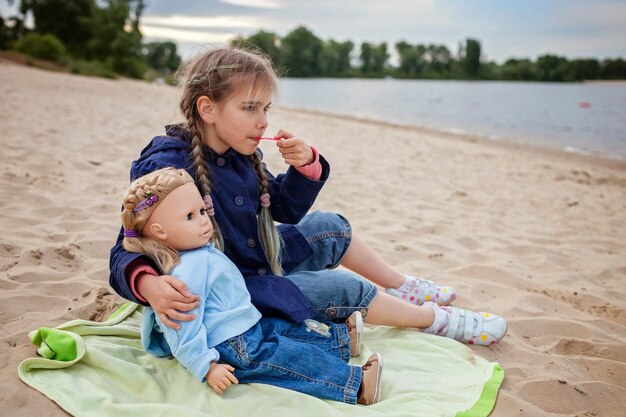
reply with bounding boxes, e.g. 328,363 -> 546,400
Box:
578,101 -> 591,108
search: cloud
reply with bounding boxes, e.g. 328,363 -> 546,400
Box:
218,0 -> 282,9
140,25 -> 236,44
142,15 -> 262,29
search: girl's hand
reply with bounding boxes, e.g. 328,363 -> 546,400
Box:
207,363 -> 239,395
136,273 -> 200,330
274,129 -> 314,167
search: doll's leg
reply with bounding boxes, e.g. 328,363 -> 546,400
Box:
216,319 -> 362,404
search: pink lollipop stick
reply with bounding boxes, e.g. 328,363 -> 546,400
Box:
256,137 -> 279,141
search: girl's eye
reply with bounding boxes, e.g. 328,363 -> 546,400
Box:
264,105 -> 271,113
187,213 -> 193,221
200,208 -> 206,216
244,105 -> 256,111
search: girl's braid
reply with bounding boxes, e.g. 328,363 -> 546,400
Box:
250,152 -> 283,275
183,105 -> 224,249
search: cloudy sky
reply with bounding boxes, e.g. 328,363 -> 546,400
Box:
139,0 -> 626,62
3,0 -> 626,62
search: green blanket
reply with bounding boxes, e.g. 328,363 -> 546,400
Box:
19,303 -> 503,417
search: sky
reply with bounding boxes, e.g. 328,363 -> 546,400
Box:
3,0 -> 626,63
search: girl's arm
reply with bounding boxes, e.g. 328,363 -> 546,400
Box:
109,228 -> 200,329
262,130 -> 330,224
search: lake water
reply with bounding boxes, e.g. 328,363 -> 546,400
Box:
276,78 -> 626,160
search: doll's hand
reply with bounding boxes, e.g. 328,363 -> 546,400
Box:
136,273 -> 200,330
207,363 -> 239,395
274,129 -> 314,167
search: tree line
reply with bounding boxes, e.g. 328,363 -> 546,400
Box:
2,1 -> 624,82
234,27 -> 626,81
0,0 -> 181,79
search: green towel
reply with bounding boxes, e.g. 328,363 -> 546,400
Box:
19,303 -> 503,417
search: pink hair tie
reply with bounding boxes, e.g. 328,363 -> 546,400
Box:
260,193 -> 271,208
203,195 -> 216,216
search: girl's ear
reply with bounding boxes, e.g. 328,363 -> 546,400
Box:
196,96 -> 215,124
148,223 -> 168,242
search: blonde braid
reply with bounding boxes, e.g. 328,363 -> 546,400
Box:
250,152 -> 283,275
121,168 -> 193,273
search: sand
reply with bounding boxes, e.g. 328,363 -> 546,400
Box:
1,61 -> 625,417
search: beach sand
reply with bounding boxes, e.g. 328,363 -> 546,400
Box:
1,61 -> 625,417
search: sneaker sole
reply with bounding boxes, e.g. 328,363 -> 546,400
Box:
372,353 -> 383,404
351,311 -> 364,356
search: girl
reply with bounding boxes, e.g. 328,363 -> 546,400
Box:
109,45 -> 507,347
121,167 -> 383,405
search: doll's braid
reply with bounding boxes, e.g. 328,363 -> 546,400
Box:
121,168 -> 193,273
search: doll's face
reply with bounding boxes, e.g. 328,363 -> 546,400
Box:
144,182 -> 213,251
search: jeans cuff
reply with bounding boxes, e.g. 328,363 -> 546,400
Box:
343,365 -> 362,404
328,213 -> 352,269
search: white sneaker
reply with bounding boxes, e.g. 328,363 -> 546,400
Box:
386,275 -> 456,306
423,302 -> 507,346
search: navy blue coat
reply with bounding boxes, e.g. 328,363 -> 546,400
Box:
109,124 -> 330,322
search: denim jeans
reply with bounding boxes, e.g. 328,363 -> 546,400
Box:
215,317 -> 362,404
284,211 -> 378,322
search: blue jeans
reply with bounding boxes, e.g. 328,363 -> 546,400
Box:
284,211 -> 378,322
215,317 -> 362,404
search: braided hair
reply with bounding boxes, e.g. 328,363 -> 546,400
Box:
177,45 -> 283,275
121,168 -> 194,273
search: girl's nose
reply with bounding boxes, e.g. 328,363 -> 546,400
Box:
257,112 -> 268,130
200,215 -> 209,225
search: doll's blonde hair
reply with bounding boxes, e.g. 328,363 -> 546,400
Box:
121,167 -> 208,273
176,45 -> 283,275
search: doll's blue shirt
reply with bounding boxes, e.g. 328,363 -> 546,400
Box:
142,244 -> 262,381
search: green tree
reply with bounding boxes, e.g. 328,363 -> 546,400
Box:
570,58 -> 600,81
600,58 -> 626,79
86,0 -> 146,78
0,15 -> 8,49
372,42 -> 389,75
144,41 -> 181,72
320,39 -> 353,77
425,44 -> 451,75
499,58 -> 536,81
19,0 -> 95,58
280,26 -> 323,77
536,54 -> 573,81
460,38 -> 481,77
359,42 -> 373,74
360,42 -> 388,77
245,30 -> 281,66
13,31 -> 66,61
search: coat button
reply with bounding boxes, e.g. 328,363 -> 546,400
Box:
247,238 -> 256,248
325,307 -> 337,318
216,157 -> 226,167
257,267 -> 267,275
234,196 -> 244,206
